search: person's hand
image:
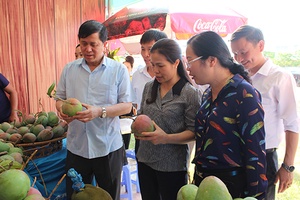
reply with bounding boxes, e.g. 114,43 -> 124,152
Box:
57,105 -> 75,123
73,103 -> 100,123
275,167 -> 294,193
132,106 -> 137,116
9,111 -> 19,122
134,121 -> 167,145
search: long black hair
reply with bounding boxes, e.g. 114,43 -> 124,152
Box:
146,38 -> 192,104
187,31 -> 251,83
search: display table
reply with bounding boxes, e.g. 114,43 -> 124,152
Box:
120,117 -> 134,134
24,139 -> 67,200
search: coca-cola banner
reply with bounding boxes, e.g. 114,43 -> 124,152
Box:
104,2 -> 247,40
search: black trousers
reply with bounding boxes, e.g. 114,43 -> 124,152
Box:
137,161 -> 187,200
122,133 -> 131,149
266,149 -> 278,200
65,147 -> 124,200
193,166 -> 247,199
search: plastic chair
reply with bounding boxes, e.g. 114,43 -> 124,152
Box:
91,176 -> 97,186
120,149 -> 140,200
125,149 -> 140,193
120,164 -> 133,200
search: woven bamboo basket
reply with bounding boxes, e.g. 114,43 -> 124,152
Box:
16,133 -> 66,160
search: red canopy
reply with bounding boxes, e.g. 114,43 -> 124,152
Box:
104,2 -> 247,40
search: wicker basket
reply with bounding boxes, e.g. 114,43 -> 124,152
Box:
16,133 -> 66,160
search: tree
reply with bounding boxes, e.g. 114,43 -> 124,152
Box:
264,50 -> 300,67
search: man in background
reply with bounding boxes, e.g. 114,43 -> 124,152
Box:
230,25 -> 299,200
132,29 -> 168,112
75,44 -> 83,59
123,55 -> 134,79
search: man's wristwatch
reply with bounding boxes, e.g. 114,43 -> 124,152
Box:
281,163 -> 295,172
100,107 -> 107,118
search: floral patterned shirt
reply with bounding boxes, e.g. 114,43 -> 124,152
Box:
193,74 -> 267,198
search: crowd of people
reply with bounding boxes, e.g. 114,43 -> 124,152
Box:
3,18 -> 298,200
62,21 -> 298,200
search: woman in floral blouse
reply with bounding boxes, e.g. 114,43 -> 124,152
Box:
186,31 -> 267,200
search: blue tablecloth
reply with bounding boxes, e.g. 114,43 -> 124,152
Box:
25,139 -> 67,200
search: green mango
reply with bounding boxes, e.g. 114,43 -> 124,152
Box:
47,112 -> 60,127
52,124 -> 65,138
71,184 -> 112,200
177,184 -> 198,200
1,122 -> 12,132
0,169 -> 31,200
0,141 -> 10,152
36,115 -> 48,127
195,176 -> 232,200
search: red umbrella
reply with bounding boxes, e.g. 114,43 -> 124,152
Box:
103,2 -> 247,41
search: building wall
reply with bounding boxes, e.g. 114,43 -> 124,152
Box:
0,0 -> 105,115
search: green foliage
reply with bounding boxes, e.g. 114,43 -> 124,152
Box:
107,48 -> 120,62
264,51 -> 276,59
129,135 -> 135,150
264,50 -> 300,67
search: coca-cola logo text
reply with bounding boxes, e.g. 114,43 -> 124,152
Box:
193,19 -> 228,33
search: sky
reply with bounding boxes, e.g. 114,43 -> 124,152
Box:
138,0 -> 300,52
108,0 -> 300,54
110,0 -> 300,71
225,0 -> 300,52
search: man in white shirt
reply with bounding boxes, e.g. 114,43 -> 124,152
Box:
230,25 -> 299,200
132,29 -> 168,111
131,29 -> 168,152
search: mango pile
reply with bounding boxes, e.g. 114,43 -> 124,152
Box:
0,145 -> 45,199
0,140 -> 23,173
0,111 -> 68,144
177,176 -> 258,200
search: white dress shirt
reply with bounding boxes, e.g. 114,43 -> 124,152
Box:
251,59 -> 300,149
131,65 -> 154,111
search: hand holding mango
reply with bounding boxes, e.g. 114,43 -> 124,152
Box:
131,114 -> 155,137
47,83 -> 82,117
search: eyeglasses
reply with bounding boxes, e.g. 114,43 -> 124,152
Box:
186,56 -> 203,68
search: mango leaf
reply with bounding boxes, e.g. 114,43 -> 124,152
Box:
107,47 -> 120,61
47,82 -> 56,98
